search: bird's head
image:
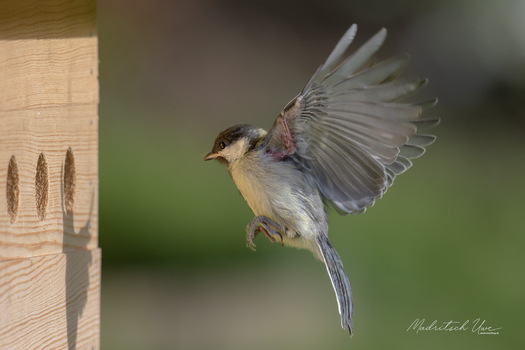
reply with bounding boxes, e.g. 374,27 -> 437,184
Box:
203,124 -> 265,166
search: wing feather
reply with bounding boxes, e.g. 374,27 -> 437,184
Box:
263,25 -> 438,213
329,55 -> 409,90
329,78 -> 423,103
321,28 -> 387,85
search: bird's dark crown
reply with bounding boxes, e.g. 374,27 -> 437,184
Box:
213,124 -> 254,150
207,124 -> 261,165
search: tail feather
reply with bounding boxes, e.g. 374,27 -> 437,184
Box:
316,235 -> 354,336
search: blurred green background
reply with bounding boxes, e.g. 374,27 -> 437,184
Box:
98,0 -> 524,349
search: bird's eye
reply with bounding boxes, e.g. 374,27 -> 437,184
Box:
219,142 -> 226,150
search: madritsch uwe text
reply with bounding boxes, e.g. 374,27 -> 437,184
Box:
407,318 -> 501,335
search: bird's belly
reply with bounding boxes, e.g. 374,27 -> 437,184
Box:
229,158 -> 326,242
231,167 -> 279,218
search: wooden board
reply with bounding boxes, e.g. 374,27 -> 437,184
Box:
0,0 -> 100,346
0,0 -> 98,111
0,106 -> 98,260
0,0 -> 98,260
0,249 -> 101,349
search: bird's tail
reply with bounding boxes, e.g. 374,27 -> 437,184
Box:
316,234 -> 353,336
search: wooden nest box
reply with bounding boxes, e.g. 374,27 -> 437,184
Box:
0,0 -> 100,348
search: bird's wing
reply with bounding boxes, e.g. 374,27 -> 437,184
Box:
261,24 -> 438,214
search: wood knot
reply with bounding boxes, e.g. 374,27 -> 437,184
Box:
7,155 -> 20,224
64,147 -> 77,214
35,153 -> 49,221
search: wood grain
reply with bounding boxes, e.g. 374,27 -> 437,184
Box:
0,106 -> 98,260
0,0 -> 98,111
0,249 -> 101,349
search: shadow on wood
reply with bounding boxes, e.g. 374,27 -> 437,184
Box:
62,162 -> 95,350
0,0 -> 96,40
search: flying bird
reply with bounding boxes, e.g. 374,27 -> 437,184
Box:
204,24 -> 438,336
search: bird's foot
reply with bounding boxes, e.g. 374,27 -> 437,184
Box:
246,216 -> 283,251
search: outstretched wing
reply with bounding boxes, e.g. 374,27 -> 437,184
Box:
262,24 -> 438,214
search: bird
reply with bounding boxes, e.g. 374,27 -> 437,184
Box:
203,24 -> 438,337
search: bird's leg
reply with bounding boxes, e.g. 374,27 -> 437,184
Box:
246,216 -> 284,251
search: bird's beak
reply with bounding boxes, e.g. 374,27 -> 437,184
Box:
203,152 -> 219,161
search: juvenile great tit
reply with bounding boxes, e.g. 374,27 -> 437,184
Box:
204,24 -> 438,336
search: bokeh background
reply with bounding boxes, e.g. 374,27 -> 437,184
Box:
98,0 -> 524,349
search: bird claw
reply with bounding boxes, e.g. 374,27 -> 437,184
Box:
246,216 -> 284,251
